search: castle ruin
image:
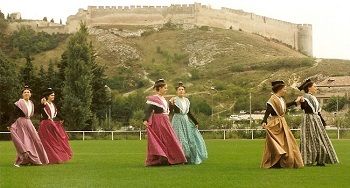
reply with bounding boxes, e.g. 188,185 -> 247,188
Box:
8,3 -> 313,56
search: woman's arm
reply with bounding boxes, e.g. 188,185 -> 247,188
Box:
261,104 -> 273,125
318,112 -> 327,127
188,108 -> 199,126
143,104 -> 154,122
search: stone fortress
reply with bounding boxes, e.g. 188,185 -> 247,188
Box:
7,3 -> 313,56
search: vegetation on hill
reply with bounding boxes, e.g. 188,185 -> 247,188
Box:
1,22 -> 349,131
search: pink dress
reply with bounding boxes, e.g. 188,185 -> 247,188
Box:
144,95 -> 187,166
10,99 -> 49,165
38,102 -> 72,164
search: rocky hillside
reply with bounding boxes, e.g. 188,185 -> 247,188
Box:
30,24 -> 350,114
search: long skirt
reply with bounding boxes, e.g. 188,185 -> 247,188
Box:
10,117 -> 49,165
300,114 -> 339,165
261,116 -> 304,168
146,113 -> 187,166
171,113 -> 208,164
38,119 -> 73,164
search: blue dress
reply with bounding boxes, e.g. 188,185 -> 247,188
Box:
170,96 -> 208,164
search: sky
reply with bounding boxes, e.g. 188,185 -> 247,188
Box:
1,0 -> 350,60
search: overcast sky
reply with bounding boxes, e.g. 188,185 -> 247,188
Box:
1,0 -> 350,60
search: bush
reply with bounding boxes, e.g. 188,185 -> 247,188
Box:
323,96 -> 347,112
251,58 -> 314,71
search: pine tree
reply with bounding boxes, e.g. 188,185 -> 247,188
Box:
19,55 -> 36,86
61,22 -> 93,130
38,65 -> 48,93
0,49 -> 20,130
89,42 -> 109,125
19,55 -> 41,110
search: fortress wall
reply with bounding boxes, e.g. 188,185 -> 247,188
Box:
196,6 -> 301,50
63,3 -> 313,55
85,5 -> 196,26
7,21 -> 66,34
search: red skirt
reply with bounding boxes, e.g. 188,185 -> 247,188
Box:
38,120 -> 72,164
146,113 -> 187,166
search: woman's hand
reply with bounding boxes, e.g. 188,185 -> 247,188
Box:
169,97 -> 175,104
295,96 -> 304,105
143,121 -> 148,127
41,97 -> 47,105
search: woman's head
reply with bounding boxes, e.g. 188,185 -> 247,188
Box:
298,79 -> 317,94
271,80 -> 286,95
21,86 -> 32,100
175,82 -> 186,97
43,88 -> 55,102
154,79 -> 167,95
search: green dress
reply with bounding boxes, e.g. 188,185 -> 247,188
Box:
170,97 -> 208,164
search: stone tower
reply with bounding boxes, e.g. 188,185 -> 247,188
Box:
297,24 -> 313,56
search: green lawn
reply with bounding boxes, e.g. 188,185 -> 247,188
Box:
0,140 -> 349,188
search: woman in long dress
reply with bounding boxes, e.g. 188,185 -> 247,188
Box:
9,86 -> 49,167
261,80 -> 304,168
298,79 -> 339,166
38,88 -> 73,164
169,82 -> 207,164
143,79 -> 187,166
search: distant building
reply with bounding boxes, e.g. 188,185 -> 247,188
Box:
9,12 -> 21,20
316,76 -> 350,108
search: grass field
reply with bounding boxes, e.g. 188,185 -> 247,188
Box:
0,140 -> 349,188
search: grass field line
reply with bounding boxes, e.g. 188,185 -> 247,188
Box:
1,140 -> 349,187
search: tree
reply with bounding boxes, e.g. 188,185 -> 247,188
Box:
0,10 -> 4,19
50,18 -> 54,23
0,49 -> 20,130
0,10 -> 7,33
43,17 -> 47,21
61,22 -> 93,130
90,43 -> 109,122
19,55 -> 42,110
19,55 -> 36,86
10,26 -> 36,57
46,60 -> 62,105
60,19 -> 62,25
37,65 -> 48,92
324,96 -> 347,112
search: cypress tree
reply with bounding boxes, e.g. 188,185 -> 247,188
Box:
0,49 -> 20,130
90,42 -> 109,125
61,23 -> 93,130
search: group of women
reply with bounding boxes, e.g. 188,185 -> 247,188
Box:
261,79 -> 339,168
143,79 -> 208,166
7,78 -> 339,169
8,86 -> 72,167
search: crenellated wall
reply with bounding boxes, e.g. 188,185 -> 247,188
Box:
65,3 -> 312,56
8,3 -> 312,56
7,20 -> 66,34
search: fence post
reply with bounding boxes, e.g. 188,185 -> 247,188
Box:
112,131 -> 114,140
83,131 -> 85,141
139,131 -> 142,140
337,128 -> 340,140
251,129 -> 254,140
223,130 -> 226,140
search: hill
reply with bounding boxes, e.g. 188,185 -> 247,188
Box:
26,24 -> 350,116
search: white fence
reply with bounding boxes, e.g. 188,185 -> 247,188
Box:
1,128 -> 350,140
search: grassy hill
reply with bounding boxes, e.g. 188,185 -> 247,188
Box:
27,25 -> 350,116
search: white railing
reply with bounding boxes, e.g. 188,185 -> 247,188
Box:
1,128 -> 350,140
